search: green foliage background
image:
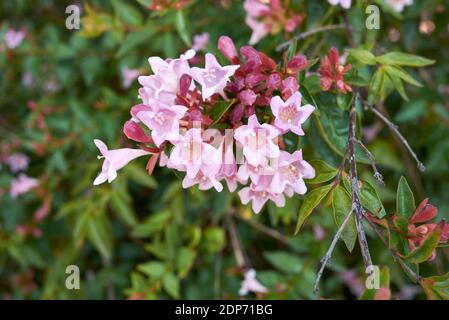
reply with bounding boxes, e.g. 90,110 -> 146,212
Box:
0,0 -> 448,299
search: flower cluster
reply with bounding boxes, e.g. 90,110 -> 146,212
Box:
318,47 -> 352,94
244,0 -> 304,45
94,36 -> 316,214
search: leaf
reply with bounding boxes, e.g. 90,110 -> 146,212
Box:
286,38 -> 297,61
348,49 -> 376,65
295,184 -> 333,234
175,10 -> 191,47
125,163 -> 157,188
420,272 -> 449,300
403,221 -> 444,264
210,99 -> 235,124
395,176 -> 415,234
384,66 -> 409,101
116,27 -> 156,58
111,0 -> 143,26
307,160 -> 338,184
132,210 -> 171,238
163,273 -> 180,299
343,176 -> 386,218
368,68 -> 385,104
376,52 -> 435,67
384,65 -> 422,87
263,251 -> 302,274
138,261 -> 166,279
87,213 -> 113,260
110,191 -> 138,227
332,186 -> 357,252
176,247 -> 196,278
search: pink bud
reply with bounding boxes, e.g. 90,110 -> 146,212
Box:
245,73 -> 265,87
179,74 -> 192,96
287,55 -> 308,74
218,36 -> 239,63
238,89 -> 257,106
124,120 -> 151,143
266,73 -> 281,91
281,76 -> 299,99
229,104 -> 244,124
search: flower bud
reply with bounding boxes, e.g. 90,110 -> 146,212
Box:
124,120 -> 151,143
238,89 -> 257,106
287,54 -> 308,74
218,36 -> 239,63
281,76 -> 299,100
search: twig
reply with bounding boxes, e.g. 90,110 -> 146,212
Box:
348,94 -> 374,270
314,207 -> 354,293
367,103 -> 426,172
352,138 -> 384,185
226,211 -> 247,268
232,211 -> 290,245
276,24 -> 345,52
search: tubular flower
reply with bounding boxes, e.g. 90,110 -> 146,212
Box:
318,47 -> 352,94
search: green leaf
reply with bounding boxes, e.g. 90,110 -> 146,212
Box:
376,52 -> 435,67
368,68 -> 385,104
263,251 -> 302,274
125,163 -> 157,188
210,99 -> 235,124
348,49 -> 376,65
111,0 -> 143,26
116,27 -> 156,58
332,186 -> 357,252
110,191 -> 138,227
343,176 -> 386,218
87,213 -> 113,260
395,176 -> 415,233
307,160 -> 338,184
175,10 -> 191,47
384,66 -> 409,101
138,261 -> 166,279
132,210 -> 171,238
286,38 -> 297,61
403,222 -> 444,264
421,272 -> 449,300
176,247 -> 196,278
384,65 -> 422,87
163,273 -> 180,299
295,184 -> 333,234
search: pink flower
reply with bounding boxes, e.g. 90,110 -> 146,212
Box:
167,128 -> 221,178
234,115 -> 280,167
93,139 -> 151,185
192,32 -> 210,51
10,174 -> 38,198
385,0 -> 413,12
138,50 -> 195,106
7,153 -> 30,173
4,28 -> 26,49
327,0 -> 352,9
270,92 -> 315,135
123,120 -> 152,143
217,139 -> 246,192
238,187 -> 284,214
239,177 -> 285,213
121,67 -> 140,88
136,99 -> 188,147
271,150 -> 315,194
239,269 -> 268,296
182,164 -> 223,192
190,53 -> 239,100
318,47 -> 352,94
245,15 -> 269,45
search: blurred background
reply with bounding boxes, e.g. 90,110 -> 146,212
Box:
0,0 -> 448,299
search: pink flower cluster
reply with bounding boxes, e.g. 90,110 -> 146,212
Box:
94,36 -> 316,214
244,0 -> 304,45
